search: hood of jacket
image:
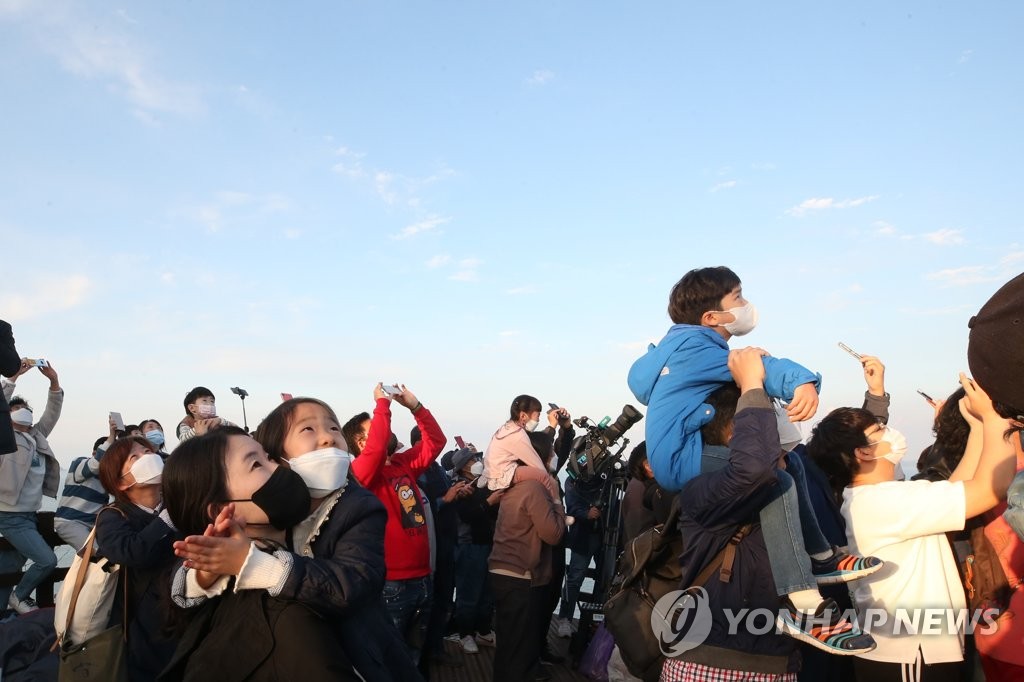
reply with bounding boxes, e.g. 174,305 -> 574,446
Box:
628,325 -> 727,406
493,420 -> 525,440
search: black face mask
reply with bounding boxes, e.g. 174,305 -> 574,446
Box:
227,466 -> 311,530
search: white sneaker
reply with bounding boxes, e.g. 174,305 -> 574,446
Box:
556,617 -> 573,638
460,634 -> 480,654
8,593 -> 38,615
475,631 -> 496,647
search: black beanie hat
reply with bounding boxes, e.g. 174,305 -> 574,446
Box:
967,271 -> 1024,417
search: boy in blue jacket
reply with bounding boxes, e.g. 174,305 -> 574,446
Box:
629,267 -> 882,651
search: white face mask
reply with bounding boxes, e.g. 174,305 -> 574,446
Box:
127,454 -> 164,487
718,302 -> 759,336
288,447 -> 352,498
524,419 -> 540,432
10,408 -> 33,427
862,426 -> 908,467
196,403 -> 217,418
469,460 -> 484,477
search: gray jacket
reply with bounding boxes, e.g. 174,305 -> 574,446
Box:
0,383 -> 63,505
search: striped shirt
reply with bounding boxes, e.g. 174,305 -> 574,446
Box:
54,445 -> 110,526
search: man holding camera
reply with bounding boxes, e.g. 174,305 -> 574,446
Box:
0,359 -> 63,614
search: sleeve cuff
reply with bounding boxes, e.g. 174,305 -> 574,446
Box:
737,388 -> 771,411
174,565 -> 230,607
235,544 -> 293,596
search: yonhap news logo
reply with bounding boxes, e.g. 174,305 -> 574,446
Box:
651,588 -> 713,656
651,588 -> 1001,653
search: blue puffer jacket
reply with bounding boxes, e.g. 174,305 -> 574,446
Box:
627,324 -> 820,491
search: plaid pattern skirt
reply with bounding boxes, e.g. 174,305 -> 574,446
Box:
661,660 -> 797,682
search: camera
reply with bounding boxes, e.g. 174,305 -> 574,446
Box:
230,386 -> 249,398
566,404 -> 643,483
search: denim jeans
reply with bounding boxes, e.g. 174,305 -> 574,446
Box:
382,575 -> 433,665
557,530 -> 601,619
454,544 -> 494,636
701,447 -> 819,595
0,511 -> 58,604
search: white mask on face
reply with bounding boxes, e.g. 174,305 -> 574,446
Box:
196,403 -> 217,418
288,447 -> 352,498
128,454 -> 164,487
524,419 -> 540,432
718,302 -> 759,336
470,461 -> 484,477
861,426 -> 908,467
10,408 -> 32,426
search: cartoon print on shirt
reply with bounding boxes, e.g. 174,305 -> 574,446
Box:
393,475 -> 425,528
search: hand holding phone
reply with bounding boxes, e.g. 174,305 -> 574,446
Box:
109,411 -> 125,431
381,384 -> 402,397
455,435 -> 467,449
25,358 -> 48,368
838,342 -> 862,360
917,389 -> 936,406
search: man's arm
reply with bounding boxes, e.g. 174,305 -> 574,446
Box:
0,322 -> 19,378
34,364 -> 63,438
859,355 -> 890,423
392,387 -> 446,477
525,481 -> 567,546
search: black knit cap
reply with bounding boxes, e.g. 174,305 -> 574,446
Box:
967,271 -> 1024,416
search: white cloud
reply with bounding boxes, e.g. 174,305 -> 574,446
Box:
710,180 -> 737,192
448,270 -> 479,282
874,221 -> 897,235
459,257 -> 482,269
526,69 -> 555,86
2,3 -> 203,118
283,228 -> 302,240
926,266 -> 1003,287
330,144 -> 455,208
922,228 -> 965,246
375,171 -> 397,204
183,191 -> 291,232
959,49 -> 973,64
391,215 -> 448,241
750,162 -> 777,171
160,272 -> 176,284
426,254 -> 451,269
785,195 -> 879,217
0,274 -> 93,321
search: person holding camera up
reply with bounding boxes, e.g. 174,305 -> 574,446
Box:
0,359 -> 63,614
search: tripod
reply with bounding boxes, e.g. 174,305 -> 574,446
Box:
231,386 -> 249,433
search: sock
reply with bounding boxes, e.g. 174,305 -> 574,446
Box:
810,548 -> 834,561
788,588 -> 823,613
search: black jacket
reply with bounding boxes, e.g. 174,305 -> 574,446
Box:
280,482 -> 422,682
0,320 -> 19,456
455,484 -> 498,545
96,503 -> 179,682
675,390 -> 799,675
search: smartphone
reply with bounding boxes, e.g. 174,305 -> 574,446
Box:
381,384 -> 402,396
26,358 -> 48,368
109,411 -> 125,431
280,393 -> 293,402
548,402 -> 560,411
455,435 -> 466,449
917,389 -> 936,405
837,342 -> 862,360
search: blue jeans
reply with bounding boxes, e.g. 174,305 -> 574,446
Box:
454,544 -> 494,636
382,575 -> 433,665
0,512 -> 58,604
701,449 -> 821,595
557,530 -> 601,619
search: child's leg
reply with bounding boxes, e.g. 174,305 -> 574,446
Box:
511,464 -> 562,503
757,470 -> 819,597
781,451 -> 831,557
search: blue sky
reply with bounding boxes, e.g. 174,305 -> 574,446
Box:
2,1 -> 1021,472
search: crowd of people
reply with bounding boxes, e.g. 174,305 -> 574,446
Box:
0,266 -> 1021,682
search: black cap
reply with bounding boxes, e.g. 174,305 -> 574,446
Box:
968,271 -> 1024,416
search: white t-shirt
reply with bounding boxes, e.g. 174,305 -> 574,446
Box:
842,480 -> 968,665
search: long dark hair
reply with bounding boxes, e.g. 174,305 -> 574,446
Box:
805,407 -> 879,503
163,426 -> 248,537
509,395 -> 542,421
254,397 -> 342,462
916,387 -> 969,480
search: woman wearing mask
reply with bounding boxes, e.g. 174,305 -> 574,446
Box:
161,425 -> 361,681
479,394 -> 561,503
95,436 -> 179,681
808,376 -> 1016,682
169,402 -> 421,681
139,419 -> 169,454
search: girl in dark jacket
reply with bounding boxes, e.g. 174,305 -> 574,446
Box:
95,436 -> 178,681
171,400 -> 421,682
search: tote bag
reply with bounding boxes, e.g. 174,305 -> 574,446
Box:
54,522 -> 122,646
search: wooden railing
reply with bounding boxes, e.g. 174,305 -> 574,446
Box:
0,511 -> 71,607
